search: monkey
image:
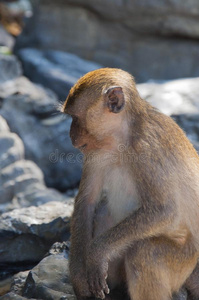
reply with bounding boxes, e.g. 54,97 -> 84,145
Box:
62,68 -> 199,300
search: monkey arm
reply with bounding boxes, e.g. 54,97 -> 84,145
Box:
89,201 -> 176,261
69,166 -> 102,277
69,194 -> 96,299
69,197 -> 95,274
86,201 -> 176,298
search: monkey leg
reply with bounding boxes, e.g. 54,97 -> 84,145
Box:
124,238 -> 197,300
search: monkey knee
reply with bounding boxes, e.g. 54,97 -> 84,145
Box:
124,244 -> 172,300
126,275 -> 171,300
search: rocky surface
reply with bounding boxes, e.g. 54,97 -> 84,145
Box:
138,78 -> 199,151
0,201 -> 73,263
0,56 -> 82,191
14,0 -> 199,81
23,242 -> 75,300
17,48 -> 102,101
0,25 -> 14,50
1,242 -> 76,300
0,53 -> 21,83
0,115 -> 71,212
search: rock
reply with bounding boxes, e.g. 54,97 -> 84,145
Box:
0,25 -> 14,50
0,277 -> 12,297
0,54 -> 22,83
0,201 -> 73,263
22,242 -> 76,300
0,116 -> 9,132
17,48 -> 102,101
10,271 -> 30,296
0,243 -> 76,300
0,76 -> 57,114
0,76 -> 82,191
0,293 -> 36,300
0,119 -> 69,212
0,132 -> 24,170
138,77 -> 199,116
15,0 -> 199,82
137,77 -> 199,151
0,271 -> 30,299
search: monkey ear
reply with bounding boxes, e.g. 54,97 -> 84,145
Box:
104,86 -> 125,113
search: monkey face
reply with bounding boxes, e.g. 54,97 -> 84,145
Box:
69,116 -> 90,151
62,68 -> 137,153
68,100 -> 127,154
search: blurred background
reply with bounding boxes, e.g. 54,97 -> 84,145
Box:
0,1 -> 199,299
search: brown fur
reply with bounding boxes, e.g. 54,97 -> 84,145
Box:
63,68 -> 199,300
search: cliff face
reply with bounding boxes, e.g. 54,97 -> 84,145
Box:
15,0 -> 199,82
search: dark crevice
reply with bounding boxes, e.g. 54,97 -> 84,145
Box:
0,261 -> 39,280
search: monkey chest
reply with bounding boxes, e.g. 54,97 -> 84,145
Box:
102,167 -> 140,224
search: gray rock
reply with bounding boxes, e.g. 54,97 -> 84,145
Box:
0,76 -> 82,191
0,132 -> 24,171
0,293 -> 37,300
0,54 -> 22,83
11,271 -> 30,296
0,116 -> 9,132
0,271 -> 31,300
138,77 -> 199,116
15,0 -> 199,82
0,277 -> 12,297
0,76 -> 57,114
17,48 -> 102,101
0,122 -> 69,211
22,242 -> 76,300
0,201 -> 73,263
0,25 -> 14,50
137,77 -> 199,151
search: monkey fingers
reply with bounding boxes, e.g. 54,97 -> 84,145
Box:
87,264 -> 109,299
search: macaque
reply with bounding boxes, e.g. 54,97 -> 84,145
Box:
63,68 -> 199,300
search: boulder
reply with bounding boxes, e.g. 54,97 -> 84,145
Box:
0,293 -> 36,300
0,243 -> 76,300
0,116 -> 9,132
0,132 -> 24,170
0,201 -> 73,263
15,0 -> 199,81
138,77 -> 199,116
0,76 -> 82,191
22,242 -> 76,300
0,242 -> 76,300
0,117 -> 69,212
10,271 -> 30,296
0,25 -> 14,50
0,54 -> 22,83
17,48 -> 102,101
138,77 -> 199,151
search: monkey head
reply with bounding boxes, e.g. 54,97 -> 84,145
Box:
62,68 -> 142,153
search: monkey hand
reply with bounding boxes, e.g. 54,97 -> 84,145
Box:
86,244 -> 110,299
